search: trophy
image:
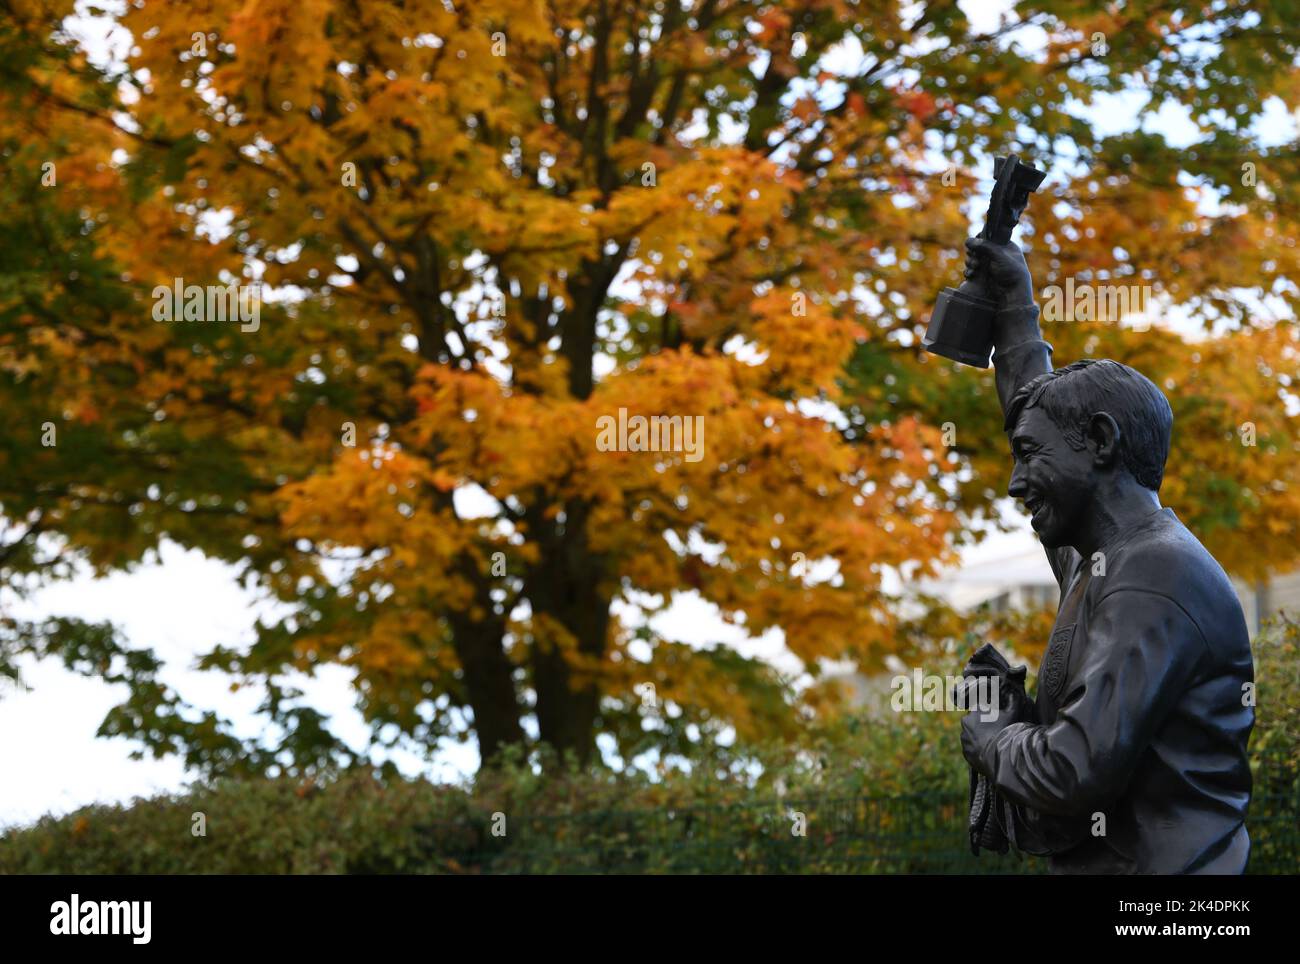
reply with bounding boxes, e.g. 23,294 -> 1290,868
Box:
923,155 -> 1046,368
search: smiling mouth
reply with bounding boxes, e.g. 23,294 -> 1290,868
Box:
1024,495 -> 1046,519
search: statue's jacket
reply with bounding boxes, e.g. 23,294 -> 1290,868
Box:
985,318 -> 1255,874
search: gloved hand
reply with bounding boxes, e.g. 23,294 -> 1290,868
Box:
958,643 -> 1032,775
961,709 -> 1008,777
961,642 -> 1032,721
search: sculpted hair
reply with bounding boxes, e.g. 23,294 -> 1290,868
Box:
1004,358 -> 1173,491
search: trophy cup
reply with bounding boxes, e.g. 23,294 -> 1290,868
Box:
923,154 -> 1047,368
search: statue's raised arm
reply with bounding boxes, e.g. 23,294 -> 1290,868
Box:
923,155 -> 1078,584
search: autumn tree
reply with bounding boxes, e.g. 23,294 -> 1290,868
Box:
2,0 -> 1297,774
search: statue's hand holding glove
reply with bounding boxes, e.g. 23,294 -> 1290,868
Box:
959,642 -> 1033,772
957,642 -> 1034,856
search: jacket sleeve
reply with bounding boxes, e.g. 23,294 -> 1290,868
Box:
991,305 -> 1052,415
975,589 -> 1207,818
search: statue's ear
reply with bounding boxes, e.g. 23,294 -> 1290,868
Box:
1087,412 -> 1121,467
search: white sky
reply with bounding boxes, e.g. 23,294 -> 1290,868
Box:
2,0 -> 1295,828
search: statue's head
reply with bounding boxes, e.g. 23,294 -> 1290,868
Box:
1003,359 -> 1173,549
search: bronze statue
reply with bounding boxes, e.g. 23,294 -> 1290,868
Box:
941,163 -> 1255,874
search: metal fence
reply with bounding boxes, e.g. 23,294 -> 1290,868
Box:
410,790 -> 1300,874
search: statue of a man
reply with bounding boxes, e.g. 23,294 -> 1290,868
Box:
957,237 -> 1255,874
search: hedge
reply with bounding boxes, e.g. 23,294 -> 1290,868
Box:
2,620 -> 1296,874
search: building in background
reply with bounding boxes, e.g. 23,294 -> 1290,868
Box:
1234,571 -> 1300,637
915,548 -> 1058,615
920,541 -> 1298,637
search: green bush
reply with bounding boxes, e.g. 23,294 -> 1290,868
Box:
2,620 -> 1295,874
1245,615 -> 1300,873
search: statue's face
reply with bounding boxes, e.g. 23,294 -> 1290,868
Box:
1007,407 -> 1098,549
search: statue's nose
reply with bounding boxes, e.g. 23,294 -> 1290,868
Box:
1008,461 -> 1029,500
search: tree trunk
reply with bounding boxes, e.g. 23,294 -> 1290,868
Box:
525,497 -> 609,767
520,247 -> 617,765
448,611 -> 525,767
